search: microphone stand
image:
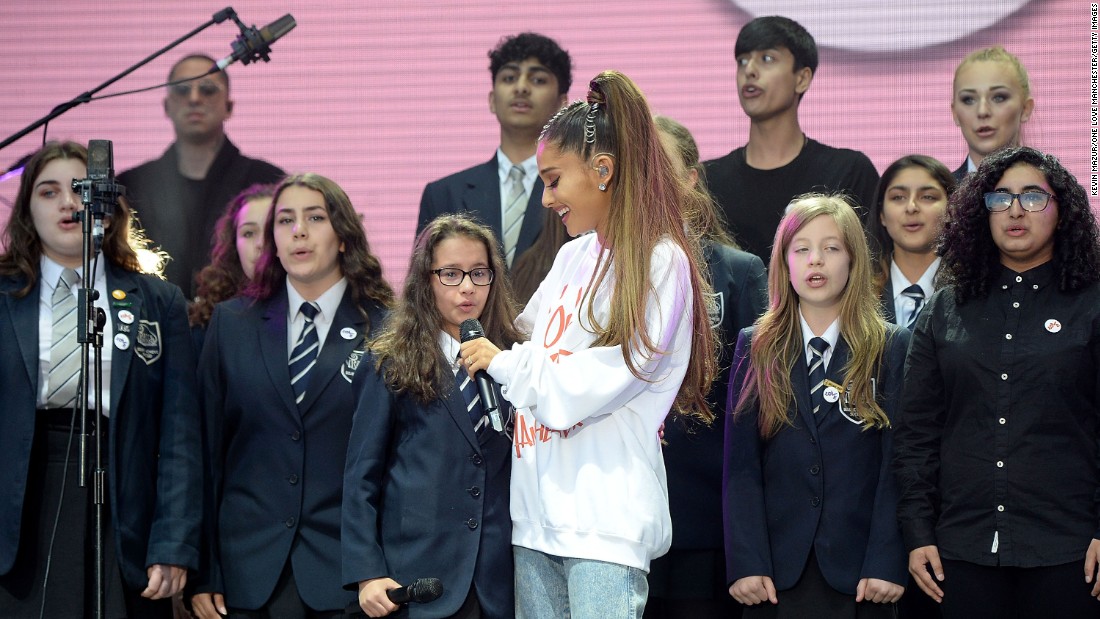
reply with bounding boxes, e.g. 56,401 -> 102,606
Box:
0,7 -> 237,153
72,187 -> 108,619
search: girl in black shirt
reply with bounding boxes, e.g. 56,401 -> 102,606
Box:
894,146 -> 1100,618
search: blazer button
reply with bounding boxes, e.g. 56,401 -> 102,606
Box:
810,496 -> 821,507
285,517 -> 296,528
471,454 -> 483,466
809,465 -> 820,475
288,474 -> 299,485
468,486 -> 481,498
808,436 -> 816,445
466,518 -> 479,530
290,430 -> 301,441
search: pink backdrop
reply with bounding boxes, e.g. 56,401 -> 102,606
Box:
0,0 -> 1091,288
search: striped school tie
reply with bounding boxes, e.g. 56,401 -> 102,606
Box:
289,302 -> 320,405
901,284 -> 925,329
47,268 -> 81,408
456,360 -> 488,435
502,165 -> 526,267
808,337 -> 830,416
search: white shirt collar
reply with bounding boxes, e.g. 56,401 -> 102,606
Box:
286,276 -> 347,323
497,149 -> 538,190
40,254 -> 106,291
890,257 -> 941,301
798,310 -> 840,367
438,330 -> 462,374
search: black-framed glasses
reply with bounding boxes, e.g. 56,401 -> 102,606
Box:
169,80 -> 223,98
983,190 -> 1053,213
431,267 -> 494,286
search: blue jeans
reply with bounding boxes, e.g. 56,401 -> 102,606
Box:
514,545 -> 649,619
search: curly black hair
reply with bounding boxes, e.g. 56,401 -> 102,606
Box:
939,146 -> 1100,303
488,32 -> 572,95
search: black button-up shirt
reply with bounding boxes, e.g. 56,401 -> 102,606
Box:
894,262 -> 1100,567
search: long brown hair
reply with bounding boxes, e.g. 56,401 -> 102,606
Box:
246,173 -> 394,322
539,70 -> 717,423
0,141 -> 163,297
370,214 -> 524,403
189,183 -> 275,326
509,207 -> 568,306
734,194 -> 890,438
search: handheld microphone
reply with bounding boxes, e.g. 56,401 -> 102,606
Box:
216,13 -> 296,70
460,319 -> 504,432
387,577 -> 443,604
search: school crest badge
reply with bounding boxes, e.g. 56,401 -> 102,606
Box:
134,320 -> 162,365
706,291 -> 724,330
341,347 -> 365,384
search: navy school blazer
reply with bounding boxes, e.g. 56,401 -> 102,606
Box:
0,264 -> 202,587
723,324 -> 910,594
342,352 -> 513,619
416,154 -> 545,265
197,286 -> 387,611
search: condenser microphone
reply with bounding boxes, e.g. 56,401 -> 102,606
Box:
216,13 -> 296,70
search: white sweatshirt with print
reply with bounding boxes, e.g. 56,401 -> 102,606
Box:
487,233 -> 694,572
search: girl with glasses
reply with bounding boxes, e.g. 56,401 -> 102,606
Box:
895,146 -> 1100,617
343,214 -> 522,618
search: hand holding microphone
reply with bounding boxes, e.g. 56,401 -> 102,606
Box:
459,319 -> 504,432
354,577 -> 443,617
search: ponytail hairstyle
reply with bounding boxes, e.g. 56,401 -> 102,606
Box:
734,194 -> 891,438
539,70 -> 717,423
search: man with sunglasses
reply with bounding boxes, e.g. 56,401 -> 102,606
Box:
119,54 -> 284,298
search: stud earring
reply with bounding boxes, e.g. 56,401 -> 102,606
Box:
598,183 -> 607,191
598,165 -> 608,177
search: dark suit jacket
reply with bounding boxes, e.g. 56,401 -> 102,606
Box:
952,159 -> 968,183
723,325 -> 910,594
662,243 -> 767,550
0,264 -> 202,588
342,353 -> 513,619
417,155 -> 545,264
880,273 -> 897,325
197,286 -> 386,611
119,138 -> 284,298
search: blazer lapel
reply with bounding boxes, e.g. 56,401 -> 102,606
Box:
514,178 -> 545,258
259,289 -> 300,415
463,157 -> 502,234
108,266 -> 138,417
790,350 -> 819,441
298,290 -> 366,414
444,376 -> 481,453
818,337 -> 851,419
880,273 -> 896,324
5,279 -> 41,395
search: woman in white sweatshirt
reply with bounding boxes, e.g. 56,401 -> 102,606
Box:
460,70 -> 717,619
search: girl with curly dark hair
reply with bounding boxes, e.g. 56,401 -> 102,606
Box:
193,173 -> 393,617
188,183 -> 274,329
895,146 -> 1100,618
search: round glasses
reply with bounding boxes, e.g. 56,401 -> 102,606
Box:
431,267 -> 494,286
983,190 -> 1053,213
